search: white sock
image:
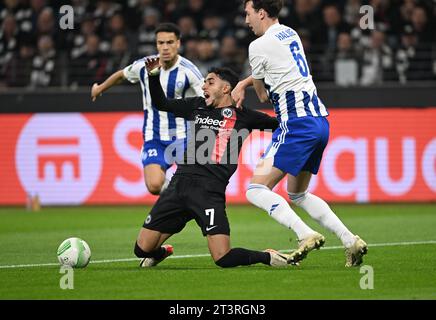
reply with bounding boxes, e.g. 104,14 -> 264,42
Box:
159,179 -> 170,194
246,184 -> 315,240
289,191 -> 356,248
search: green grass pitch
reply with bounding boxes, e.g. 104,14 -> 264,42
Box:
0,204 -> 435,300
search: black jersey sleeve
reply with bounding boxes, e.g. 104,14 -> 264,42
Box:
244,108 -> 279,131
148,73 -> 204,119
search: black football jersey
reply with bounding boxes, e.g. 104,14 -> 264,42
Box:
148,74 -> 278,188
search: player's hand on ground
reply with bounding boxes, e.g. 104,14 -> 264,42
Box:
231,81 -> 246,109
145,56 -> 161,74
91,83 -> 102,102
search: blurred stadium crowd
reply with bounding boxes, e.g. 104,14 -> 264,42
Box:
0,0 -> 435,88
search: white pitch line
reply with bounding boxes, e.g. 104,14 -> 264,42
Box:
297,240 -> 436,251
0,240 -> 435,270
0,262 -> 60,269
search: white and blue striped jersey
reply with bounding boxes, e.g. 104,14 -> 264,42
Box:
123,55 -> 204,141
249,23 -> 328,122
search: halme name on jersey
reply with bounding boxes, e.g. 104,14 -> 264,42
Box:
195,115 -> 227,127
275,29 -> 295,41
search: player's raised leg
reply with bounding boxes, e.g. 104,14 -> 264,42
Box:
207,234 -> 289,268
287,172 -> 367,267
135,228 -> 174,267
246,157 -> 321,243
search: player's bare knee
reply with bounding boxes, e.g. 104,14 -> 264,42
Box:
211,251 -> 225,263
134,241 -> 151,258
137,229 -> 161,252
210,247 -> 230,264
146,180 -> 163,195
214,250 -> 232,268
288,191 -> 308,206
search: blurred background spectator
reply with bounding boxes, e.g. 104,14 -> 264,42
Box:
70,33 -> 107,87
396,23 -> 434,82
193,36 -> 220,75
29,34 -> 59,87
334,32 -> 362,85
360,29 -> 396,85
0,14 -> 19,81
0,0 -> 434,88
136,7 -> 161,57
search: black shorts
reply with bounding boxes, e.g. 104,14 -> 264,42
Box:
143,175 -> 230,236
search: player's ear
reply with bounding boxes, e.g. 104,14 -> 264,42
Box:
259,8 -> 266,19
222,83 -> 231,95
176,39 -> 181,49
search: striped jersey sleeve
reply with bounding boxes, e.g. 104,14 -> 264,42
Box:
249,41 -> 267,80
123,58 -> 146,83
180,57 -> 204,97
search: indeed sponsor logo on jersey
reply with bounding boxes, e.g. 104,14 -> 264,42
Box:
275,28 -> 295,41
195,115 -> 227,127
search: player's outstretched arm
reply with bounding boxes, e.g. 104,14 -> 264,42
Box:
145,57 -> 172,112
91,70 -> 125,101
145,57 -> 198,118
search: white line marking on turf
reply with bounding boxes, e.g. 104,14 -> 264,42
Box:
1,240 -> 435,269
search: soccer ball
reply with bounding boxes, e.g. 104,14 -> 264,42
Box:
57,237 -> 91,268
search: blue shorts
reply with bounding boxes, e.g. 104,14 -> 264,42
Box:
141,139 -> 186,170
262,116 -> 329,176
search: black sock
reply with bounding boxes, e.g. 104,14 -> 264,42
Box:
215,248 -> 270,268
134,242 -> 166,259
